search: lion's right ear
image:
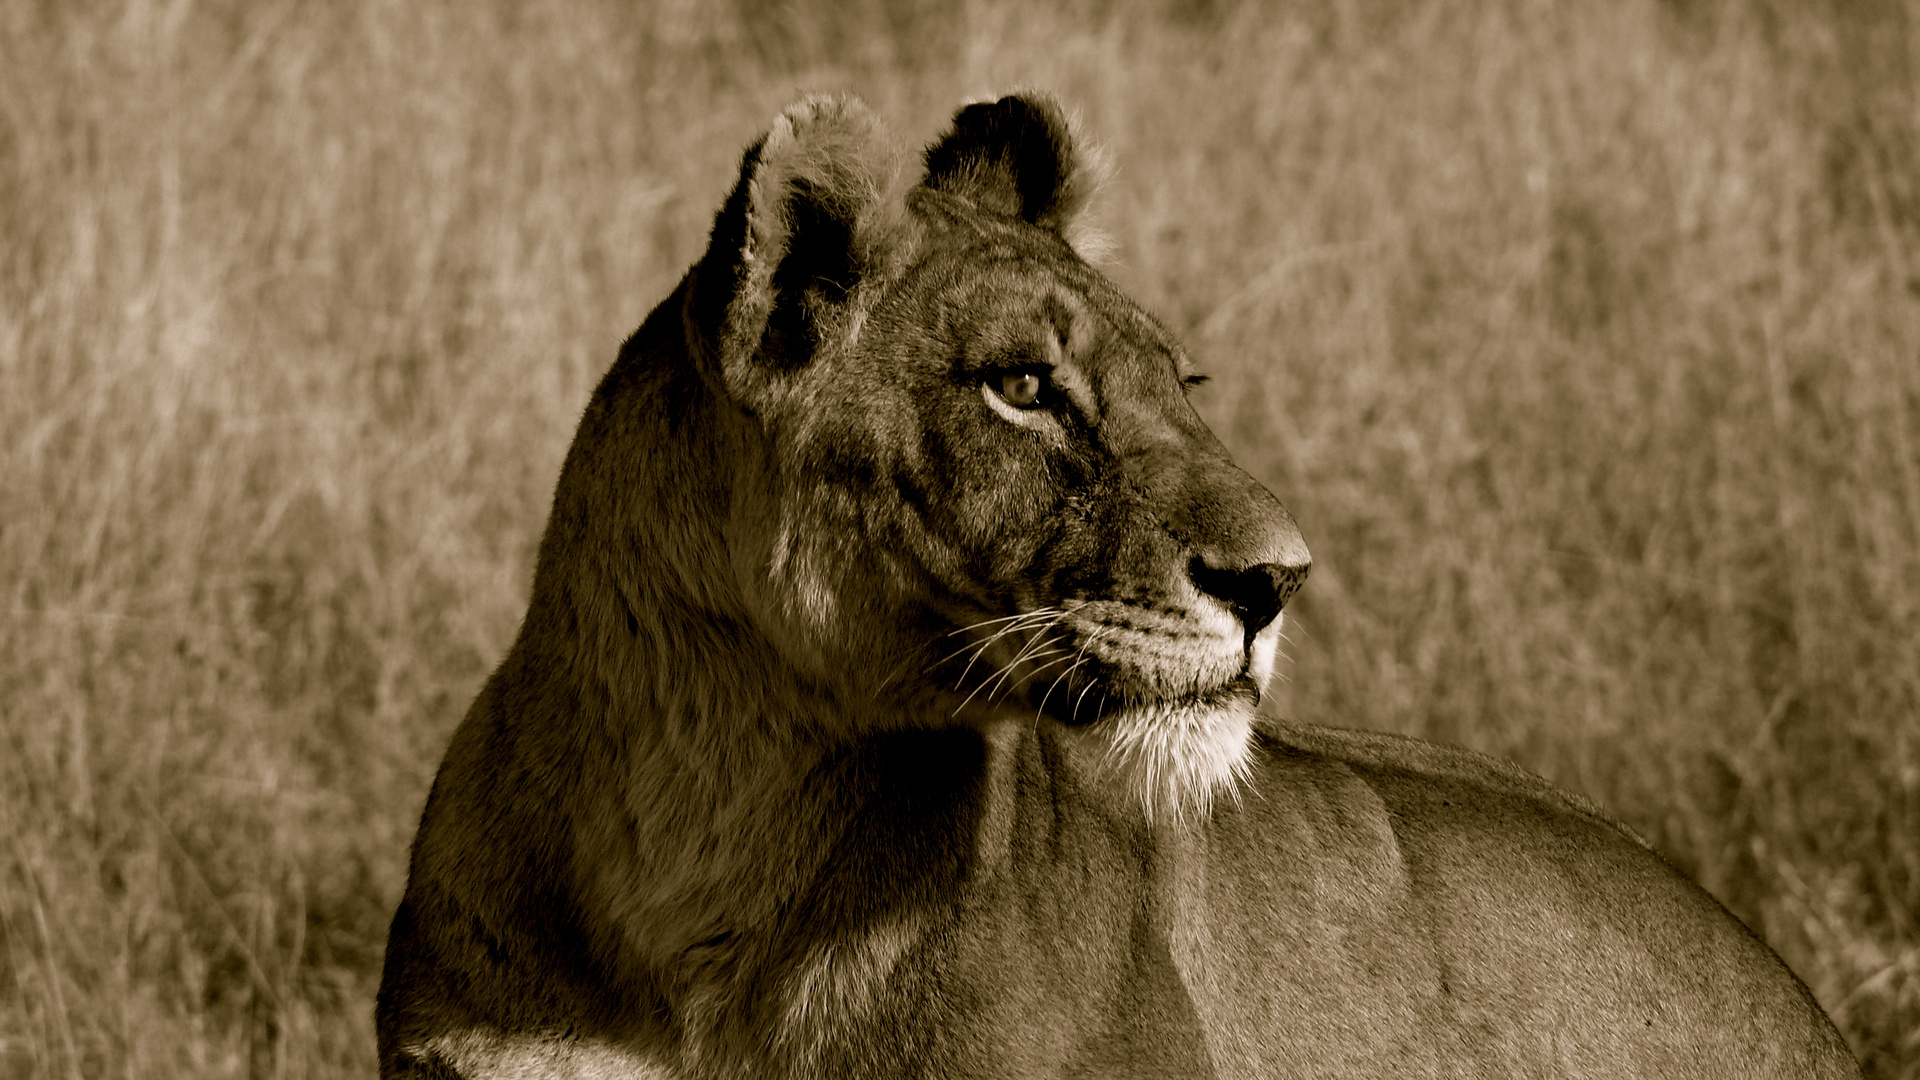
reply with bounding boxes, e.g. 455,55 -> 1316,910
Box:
689,96 -> 889,404
920,94 -> 1090,234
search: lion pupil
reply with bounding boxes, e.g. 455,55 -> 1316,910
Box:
1002,372 -> 1043,407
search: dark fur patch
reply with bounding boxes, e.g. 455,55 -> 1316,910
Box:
761,179 -> 859,370
923,95 -> 1077,229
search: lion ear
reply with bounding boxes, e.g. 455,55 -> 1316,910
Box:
691,96 -> 889,397
921,94 -> 1089,232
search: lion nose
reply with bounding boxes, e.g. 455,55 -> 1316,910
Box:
1188,556 -> 1308,638
1134,445 -> 1313,637
1178,462 -> 1312,638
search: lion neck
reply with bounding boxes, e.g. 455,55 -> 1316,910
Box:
490,280 -> 961,997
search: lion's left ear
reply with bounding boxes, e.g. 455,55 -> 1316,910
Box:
691,96 -> 890,404
921,94 -> 1090,233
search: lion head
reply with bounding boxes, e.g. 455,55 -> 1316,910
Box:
663,93 -> 1309,821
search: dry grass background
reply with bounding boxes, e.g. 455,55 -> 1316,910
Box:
2,0 -> 1917,1075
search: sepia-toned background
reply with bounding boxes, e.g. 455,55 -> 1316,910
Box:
3,0 -> 1917,1074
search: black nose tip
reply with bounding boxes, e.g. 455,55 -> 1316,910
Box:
1188,557 -> 1310,638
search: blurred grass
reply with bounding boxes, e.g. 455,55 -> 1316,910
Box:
1,0 -> 1916,1075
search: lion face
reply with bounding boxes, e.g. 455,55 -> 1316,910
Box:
693,95 -> 1309,819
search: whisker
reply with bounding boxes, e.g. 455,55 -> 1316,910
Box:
936,611 -> 1049,682
943,610 -> 1051,639
984,632 -> 1063,700
1003,648 -> 1080,705
1071,677 -> 1101,723
954,633 -> 1050,716
952,612 -> 1059,687
1031,624 -> 1112,724
1042,626 -> 1112,723
878,609 -> 1064,704
954,620 -> 1070,717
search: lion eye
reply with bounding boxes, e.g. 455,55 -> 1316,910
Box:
997,371 -> 1046,409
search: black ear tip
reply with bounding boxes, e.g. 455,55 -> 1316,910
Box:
948,94 -> 1069,149
924,93 -> 1078,227
953,94 -> 1033,124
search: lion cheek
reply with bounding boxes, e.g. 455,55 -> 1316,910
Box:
760,548 -> 852,675
725,514 -> 841,678
745,514 -> 926,693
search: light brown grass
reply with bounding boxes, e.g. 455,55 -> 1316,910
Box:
2,0 -> 1915,1075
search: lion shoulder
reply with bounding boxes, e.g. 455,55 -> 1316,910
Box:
1191,719 -> 1856,1075
1249,717 -> 1636,838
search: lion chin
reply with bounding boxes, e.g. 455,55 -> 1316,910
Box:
1064,607 -> 1283,826
1092,693 -> 1258,827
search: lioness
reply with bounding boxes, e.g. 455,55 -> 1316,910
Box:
377,94 -> 1860,1078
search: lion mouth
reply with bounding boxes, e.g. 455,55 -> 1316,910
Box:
1025,669 -> 1261,728
938,604 -> 1263,727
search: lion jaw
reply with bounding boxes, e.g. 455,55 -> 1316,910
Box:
1092,692 -> 1259,827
